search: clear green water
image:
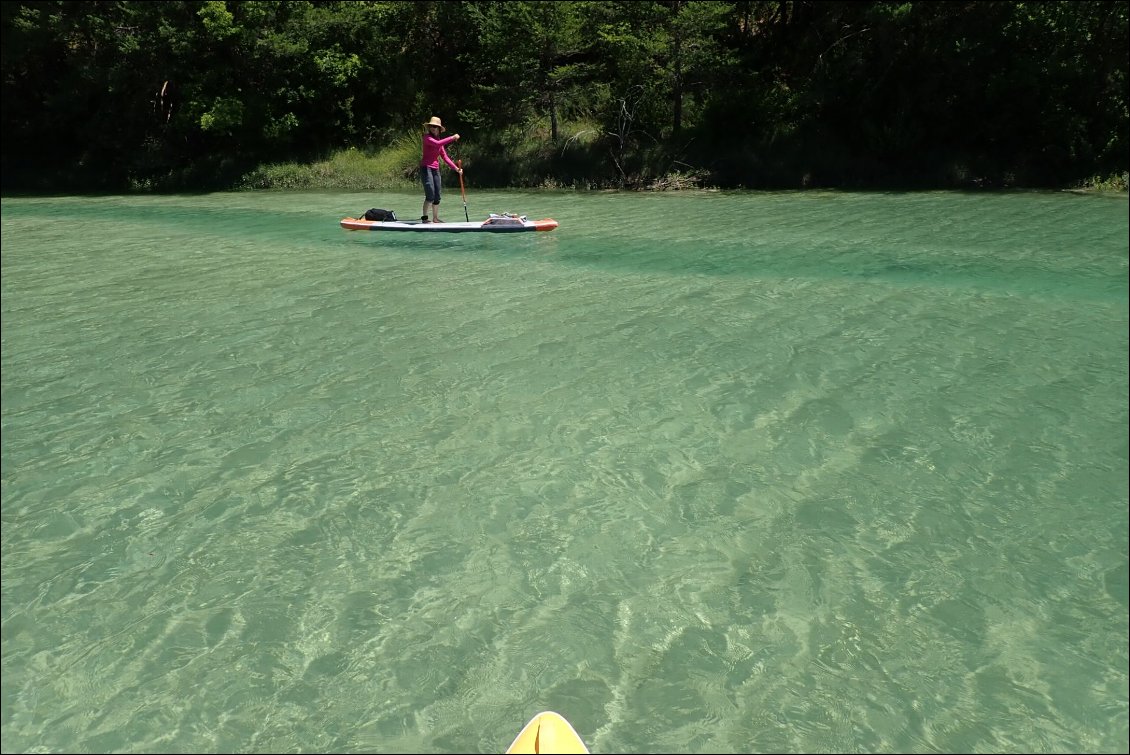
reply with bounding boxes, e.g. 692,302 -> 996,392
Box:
2,189 -> 1127,754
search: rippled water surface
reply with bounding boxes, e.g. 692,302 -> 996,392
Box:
2,189 -> 1127,753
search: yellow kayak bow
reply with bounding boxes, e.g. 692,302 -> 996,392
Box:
505,711 -> 589,754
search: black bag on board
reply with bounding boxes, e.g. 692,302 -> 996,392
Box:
362,208 -> 397,222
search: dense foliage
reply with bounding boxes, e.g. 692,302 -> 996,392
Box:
2,0 -> 1127,191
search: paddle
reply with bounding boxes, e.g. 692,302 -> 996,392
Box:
458,159 -> 469,222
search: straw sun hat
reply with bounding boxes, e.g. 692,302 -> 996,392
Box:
423,116 -> 445,132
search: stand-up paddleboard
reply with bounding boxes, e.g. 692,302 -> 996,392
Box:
341,213 -> 558,233
506,711 -> 589,754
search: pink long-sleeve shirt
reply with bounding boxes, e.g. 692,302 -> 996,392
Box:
421,134 -> 460,170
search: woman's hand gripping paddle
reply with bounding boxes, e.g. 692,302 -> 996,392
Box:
458,159 -> 469,222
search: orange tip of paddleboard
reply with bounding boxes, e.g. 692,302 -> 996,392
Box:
505,711 -> 589,754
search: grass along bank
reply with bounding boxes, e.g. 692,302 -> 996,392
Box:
233,118 -> 714,192
195,114 -> 1130,195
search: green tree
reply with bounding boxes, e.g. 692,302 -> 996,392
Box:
463,0 -> 594,141
2,0 -> 1126,191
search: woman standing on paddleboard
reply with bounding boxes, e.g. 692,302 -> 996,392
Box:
420,116 -> 462,223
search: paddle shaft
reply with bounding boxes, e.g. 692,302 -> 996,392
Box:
458,159 -> 469,222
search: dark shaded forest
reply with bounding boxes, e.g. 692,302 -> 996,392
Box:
2,0 -> 1127,192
